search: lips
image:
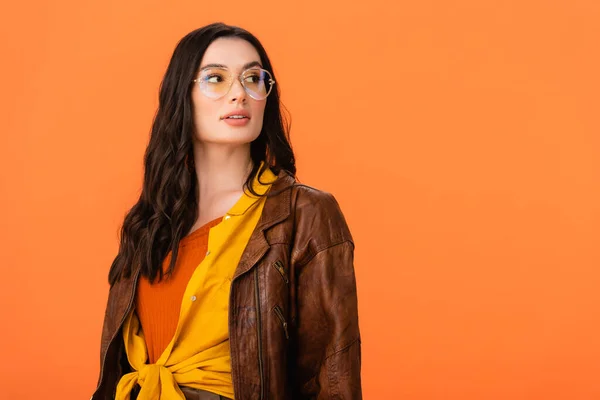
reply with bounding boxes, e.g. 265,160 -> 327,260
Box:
221,109 -> 251,120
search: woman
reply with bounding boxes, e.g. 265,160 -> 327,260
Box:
92,22 -> 362,400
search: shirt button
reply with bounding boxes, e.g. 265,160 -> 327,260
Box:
191,295 -> 197,302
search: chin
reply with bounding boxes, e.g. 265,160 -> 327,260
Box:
198,132 -> 260,146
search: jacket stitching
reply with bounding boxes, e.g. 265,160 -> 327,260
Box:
324,336 -> 360,360
294,240 -> 354,269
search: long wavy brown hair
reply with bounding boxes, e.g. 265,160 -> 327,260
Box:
108,22 -> 295,286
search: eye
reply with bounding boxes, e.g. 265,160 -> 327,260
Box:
205,74 -> 223,84
243,72 -> 262,84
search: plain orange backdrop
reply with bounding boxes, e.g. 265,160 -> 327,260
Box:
1,0 -> 599,399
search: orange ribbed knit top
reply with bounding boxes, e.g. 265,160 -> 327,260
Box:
135,216 -> 223,364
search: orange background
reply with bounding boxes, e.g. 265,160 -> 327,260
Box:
1,1 -> 599,399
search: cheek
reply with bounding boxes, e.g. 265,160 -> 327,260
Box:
252,102 -> 267,128
192,93 -> 218,131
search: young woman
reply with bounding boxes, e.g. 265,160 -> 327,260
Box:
92,22 -> 362,400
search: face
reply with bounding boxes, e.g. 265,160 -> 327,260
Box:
191,37 -> 267,145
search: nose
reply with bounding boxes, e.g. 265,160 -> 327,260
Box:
227,76 -> 247,103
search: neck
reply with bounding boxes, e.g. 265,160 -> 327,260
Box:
192,141 -> 254,199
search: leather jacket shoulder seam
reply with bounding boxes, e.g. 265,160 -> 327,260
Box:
295,239 -> 353,268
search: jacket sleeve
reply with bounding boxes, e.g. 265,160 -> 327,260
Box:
292,225 -> 362,398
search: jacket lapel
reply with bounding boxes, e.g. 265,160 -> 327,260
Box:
232,169 -> 295,280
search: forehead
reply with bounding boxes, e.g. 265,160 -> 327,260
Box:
200,37 -> 261,70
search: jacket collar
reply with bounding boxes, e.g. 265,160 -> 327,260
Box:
232,168 -> 296,280
258,168 -> 296,229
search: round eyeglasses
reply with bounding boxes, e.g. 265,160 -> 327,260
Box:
193,67 -> 276,101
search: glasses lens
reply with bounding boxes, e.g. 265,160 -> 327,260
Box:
241,68 -> 273,100
198,67 -> 233,99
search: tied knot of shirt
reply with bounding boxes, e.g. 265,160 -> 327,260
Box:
117,363 -> 185,400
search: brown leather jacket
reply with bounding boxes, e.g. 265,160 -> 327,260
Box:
92,169 -> 362,399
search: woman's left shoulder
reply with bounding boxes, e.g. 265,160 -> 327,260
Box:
290,182 -> 354,245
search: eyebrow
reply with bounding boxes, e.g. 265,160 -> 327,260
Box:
199,61 -> 263,70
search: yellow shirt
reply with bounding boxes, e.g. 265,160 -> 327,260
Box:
116,164 -> 278,400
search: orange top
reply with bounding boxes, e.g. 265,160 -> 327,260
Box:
135,216 -> 223,364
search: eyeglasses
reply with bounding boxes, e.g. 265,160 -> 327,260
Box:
193,67 -> 276,100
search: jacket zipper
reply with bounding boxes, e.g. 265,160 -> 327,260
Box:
254,268 -> 265,400
272,260 -> 289,285
273,305 -> 290,340
93,268 -> 141,399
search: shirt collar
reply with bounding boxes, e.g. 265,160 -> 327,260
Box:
227,161 -> 278,216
